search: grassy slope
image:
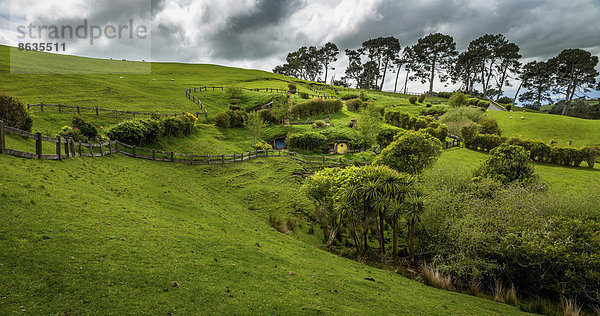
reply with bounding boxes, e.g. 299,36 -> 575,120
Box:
0,154 -> 525,315
438,147 -> 600,192
488,110 -> 600,147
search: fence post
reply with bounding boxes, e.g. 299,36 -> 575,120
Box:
36,133 -> 43,159
221,154 -> 224,164
77,106 -> 80,115
132,146 -> 136,158
114,142 -> 118,154
233,154 -> 236,162
40,103 -> 44,112
190,155 -> 193,164
65,138 -> 70,157
0,121 -> 5,155
56,136 -> 62,160
78,142 -> 83,156
88,143 -> 94,156
170,152 -> 174,162
99,142 -> 103,156
108,141 -> 112,155
114,110 -> 118,118
58,104 -> 62,113
152,150 -> 156,160
95,107 -> 99,116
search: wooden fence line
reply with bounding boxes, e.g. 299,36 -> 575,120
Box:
25,103 -> 205,120
0,121 -> 370,166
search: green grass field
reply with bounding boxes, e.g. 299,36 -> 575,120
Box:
0,154 -> 527,315
3,45 -> 600,314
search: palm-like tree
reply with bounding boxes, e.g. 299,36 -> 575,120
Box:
404,192 -> 425,262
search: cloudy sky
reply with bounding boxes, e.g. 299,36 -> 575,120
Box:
1,0 -> 599,97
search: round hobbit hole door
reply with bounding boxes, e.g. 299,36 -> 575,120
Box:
336,143 -> 348,154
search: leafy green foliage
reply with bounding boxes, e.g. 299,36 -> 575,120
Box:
214,108 -> 247,128
475,144 -> 536,184
418,94 -> 426,103
374,130 -> 442,174
0,92 -> 32,131
106,118 -> 162,145
290,99 -> 343,118
287,132 -> 327,152
409,96 -> 417,104
345,98 -> 363,111
448,91 -> 468,108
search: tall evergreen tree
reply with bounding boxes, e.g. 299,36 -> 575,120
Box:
410,33 -> 458,94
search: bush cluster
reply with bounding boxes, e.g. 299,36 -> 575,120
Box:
106,114 -> 197,145
409,96 -> 418,104
288,82 -> 297,93
340,94 -> 360,100
299,92 -> 310,99
418,94 -> 427,103
448,92 -> 468,108
419,106 -> 447,116
460,121 -> 503,152
506,136 -> 599,168
287,131 -> 328,152
436,92 -> 453,99
384,111 -> 448,141
0,92 -> 33,131
290,99 -> 343,118
214,107 -> 247,128
257,109 -> 279,124
345,98 -> 363,112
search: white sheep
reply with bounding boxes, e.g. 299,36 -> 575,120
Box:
521,116 -> 525,120
509,116 -> 513,119
119,76 -> 124,79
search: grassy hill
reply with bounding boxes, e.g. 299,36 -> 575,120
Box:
0,154 -> 527,315
2,45 -> 600,314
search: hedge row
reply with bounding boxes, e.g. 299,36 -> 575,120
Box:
384,111 -> 448,141
460,122 -> 503,152
106,114 -> 197,145
290,99 -> 343,118
214,107 -> 247,128
287,132 -> 328,152
345,98 -> 363,111
506,136 -> 600,168
466,97 -> 490,108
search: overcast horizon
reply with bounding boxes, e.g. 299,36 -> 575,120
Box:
1,0 -> 599,99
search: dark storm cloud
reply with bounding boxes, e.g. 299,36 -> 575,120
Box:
204,0 -> 304,60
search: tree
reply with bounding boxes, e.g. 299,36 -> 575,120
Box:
361,37 -> 402,91
246,111 -> 265,146
548,48 -> 599,116
361,61 -> 380,90
319,42 -> 339,84
273,46 -> 322,81
374,130 -> 442,175
358,105 -> 383,149
451,50 -> 480,93
403,192 -> 424,262
410,33 -> 458,94
475,144 -> 536,184
393,47 -> 413,93
344,49 -> 364,88
271,94 -> 290,125
468,34 -> 508,98
494,42 -> 522,99
402,46 -> 417,94
0,92 -> 32,131
518,61 -> 554,109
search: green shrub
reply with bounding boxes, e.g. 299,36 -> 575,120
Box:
258,109 -> 278,124
497,96 -> 512,104
287,132 -> 327,152
477,100 -> 491,108
436,91 -> 453,99
466,98 -> 480,106
214,111 -> 231,128
582,146 -> 600,168
253,141 -> 273,151
420,106 -> 447,116
0,92 -> 32,131
299,92 -> 310,99
377,127 -> 402,148
345,98 -> 363,111
473,134 -> 503,152
226,86 -> 244,101
409,96 -> 417,104
290,99 -> 343,118
479,118 -> 501,136
475,144 -> 536,184
505,104 -> 512,111
460,122 -> 480,148
288,82 -> 297,93
58,126 -> 88,142
359,91 -> 367,101
312,120 -> 327,129
106,118 -> 161,145
163,117 -> 185,137
418,94 -> 427,103
71,115 -> 86,129
340,94 -> 359,100
79,122 -> 98,138
374,130 -> 442,174
448,92 -> 468,108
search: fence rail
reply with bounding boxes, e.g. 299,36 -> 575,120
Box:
0,120 -> 370,166
25,103 -> 205,120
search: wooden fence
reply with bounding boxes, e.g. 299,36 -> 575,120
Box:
185,85 -> 339,117
0,121 -> 115,160
26,103 -> 205,120
0,121 -> 369,166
